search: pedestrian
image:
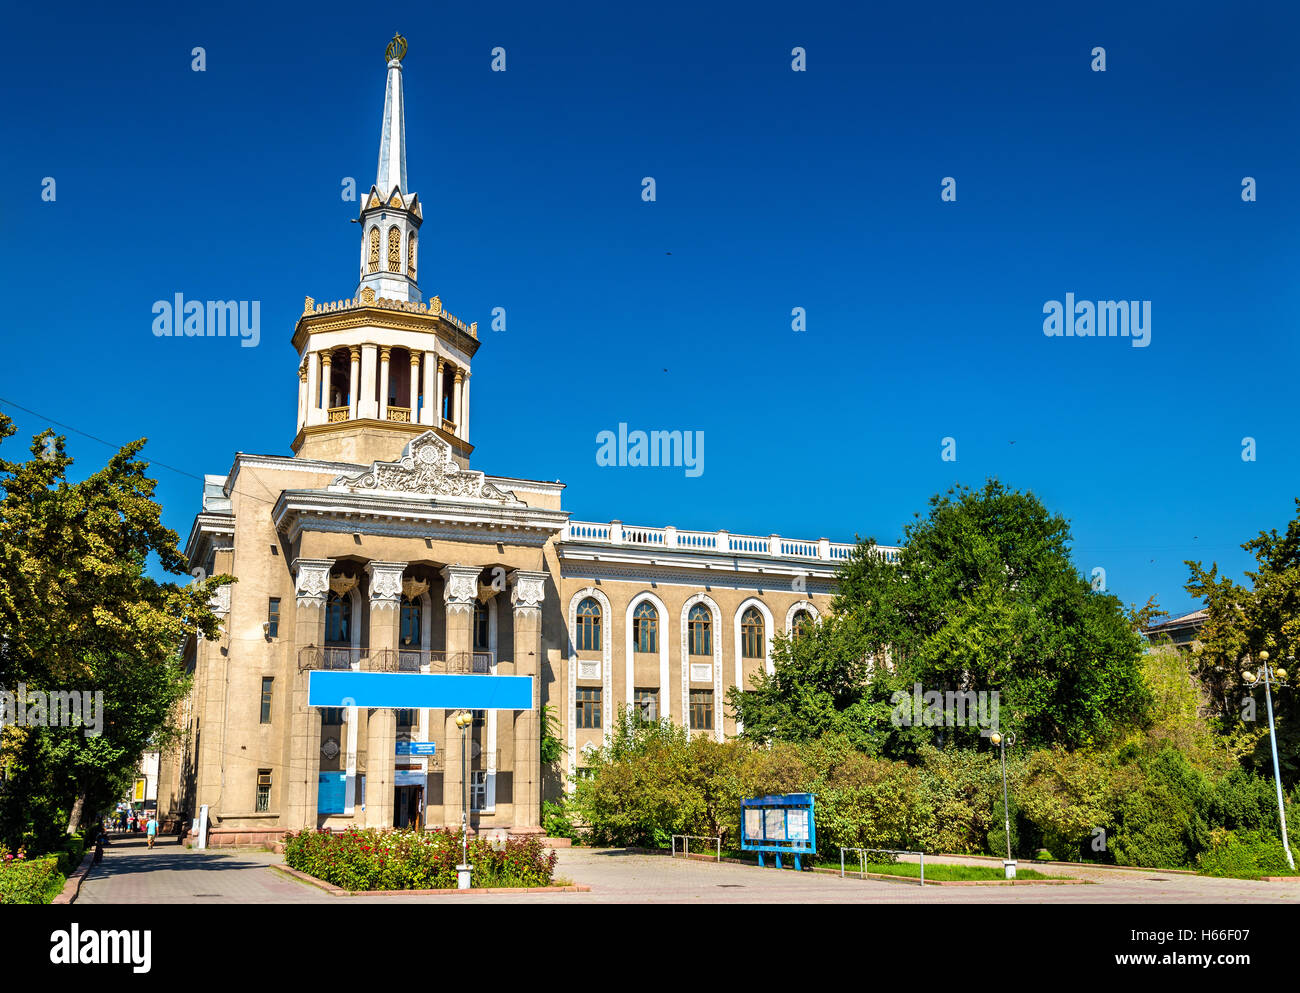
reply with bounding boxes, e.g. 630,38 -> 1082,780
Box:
146,813 -> 158,850
93,834 -> 104,865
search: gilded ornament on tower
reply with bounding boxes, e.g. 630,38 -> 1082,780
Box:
385,32 -> 407,63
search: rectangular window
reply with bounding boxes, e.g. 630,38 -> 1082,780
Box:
576,687 -> 602,729
470,771 -> 487,811
255,769 -> 272,812
267,597 -> 280,638
689,690 -> 713,731
396,709 -> 416,740
320,707 -> 345,726
260,677 -> 273,724
634,688 -> 658,723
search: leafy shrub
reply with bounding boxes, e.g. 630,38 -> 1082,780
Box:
0,854 -> 63,904
1196,829 -> 1297,878
283,828 -> 558,891
1109,749 -> 1210,868
542,801 -> 576,840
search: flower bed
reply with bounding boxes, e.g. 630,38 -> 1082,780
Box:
0,849 -> 65,905
283,828 -> 558,891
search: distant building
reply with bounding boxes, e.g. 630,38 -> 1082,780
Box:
1142,609 -> 1207,649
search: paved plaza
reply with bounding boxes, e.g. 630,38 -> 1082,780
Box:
73,833 -> 1300,904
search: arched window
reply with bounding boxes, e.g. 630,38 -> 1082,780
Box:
368,227 -> 380,274
407,232 -> 417,279
633,601 -> 658,654
387,226 -> 402,272
741,606 -> 764,658
576,597 -> 602,652
792,609 -> 814,639
400,596 -> 421,647
688,603 -> 712,656
325,592 -> 350,645
473,601 -> 490,652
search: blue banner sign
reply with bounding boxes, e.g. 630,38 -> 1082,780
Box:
396,741 -> 437,756
309,672 -> 532,710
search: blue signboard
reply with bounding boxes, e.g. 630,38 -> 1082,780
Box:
317,772 -> 347,814
309,671 -> 532,710
740,793 -> 817,870
396,741 -> 437,756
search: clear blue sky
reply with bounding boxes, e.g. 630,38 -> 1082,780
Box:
2,0 -> 1297,618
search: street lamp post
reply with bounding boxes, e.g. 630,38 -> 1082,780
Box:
454,709 -> 473,888
989,729 -> 1017,878
1244,651 -> 1294,871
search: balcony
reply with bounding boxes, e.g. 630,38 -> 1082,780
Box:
327,406 -> 350,423
386,406 -> 411,423
299,646 -> 496,674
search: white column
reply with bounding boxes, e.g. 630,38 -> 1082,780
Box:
435,359 -> 446,426
348,347 -> 360,420
461,371 -> 471,441
360,344 -> 378,419
320,353 -> 334,414
306,352 -> 321,426
451,368 -> 463,435
297,366 -> 307,433
421,351 -> 436,425
409,351 -> 421,417
379,346 -> 391,421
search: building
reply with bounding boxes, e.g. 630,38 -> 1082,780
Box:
156,34 -> 896,846
1142,609 -> 1208,650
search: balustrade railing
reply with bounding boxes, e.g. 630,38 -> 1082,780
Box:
561,520 -> 900,563
299,647 -> 497,674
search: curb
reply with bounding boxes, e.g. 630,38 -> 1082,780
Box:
932,853 -> 1199,876
53,851 -> 96,905
660,851 -> 1087,886
271,864 -> 590,896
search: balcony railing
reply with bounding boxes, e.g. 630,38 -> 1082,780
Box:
371,649 -> 497,674
386,406 -> 411,423
327,406 -> 349,423
561,520 -> 901,564
300,646 -> 496,674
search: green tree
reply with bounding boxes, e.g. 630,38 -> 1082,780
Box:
1186,498 -> 1300,782
0,413 -> 229,845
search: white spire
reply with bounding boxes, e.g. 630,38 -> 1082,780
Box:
376,33 -> 408,197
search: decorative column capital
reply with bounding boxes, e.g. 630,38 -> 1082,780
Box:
380,346 -> 392,362
453,368 -> 463,384
441,564 -> 481,613
298,365 -> 307,383
366,561 -> 406,609
349,345 -> 361,361
293,558 -> 335,606
508,570 -> 548,612
320,351 -> 333,369
436,358 -> 445,372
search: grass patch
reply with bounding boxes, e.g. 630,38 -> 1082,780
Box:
819,859 -> 1067,881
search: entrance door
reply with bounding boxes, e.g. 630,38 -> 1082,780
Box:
394,786 -> 424,829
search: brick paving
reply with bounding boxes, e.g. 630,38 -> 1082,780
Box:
76,834 -> 1300,904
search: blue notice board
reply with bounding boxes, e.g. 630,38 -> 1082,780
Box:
740,793 -> 817,869
396,741 -> 436,756
317,772 -> 347,814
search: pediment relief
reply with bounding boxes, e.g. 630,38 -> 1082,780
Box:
332,431 -> 520,504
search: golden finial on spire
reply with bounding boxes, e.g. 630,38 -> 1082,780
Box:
385,32 -> 407,63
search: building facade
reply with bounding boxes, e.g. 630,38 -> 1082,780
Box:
156,35 -> 896,845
